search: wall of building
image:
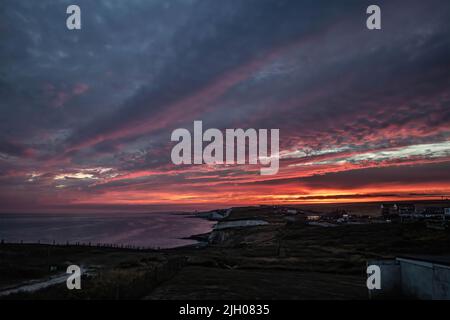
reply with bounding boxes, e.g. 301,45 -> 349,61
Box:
433,265 -> 450,299
368,258 -> 450,299
397,258 -> 434,299
367,260 -> 401,299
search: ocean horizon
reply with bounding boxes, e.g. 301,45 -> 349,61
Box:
0,212 -> 216,249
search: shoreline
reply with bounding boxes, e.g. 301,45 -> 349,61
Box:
1,203 -> 450,299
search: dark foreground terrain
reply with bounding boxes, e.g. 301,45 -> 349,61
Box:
1,206 -> 450,299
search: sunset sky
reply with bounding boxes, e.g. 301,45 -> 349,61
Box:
1,0 -> 450,213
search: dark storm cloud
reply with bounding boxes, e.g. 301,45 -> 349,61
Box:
0,139 -> 33,157
299,161 -> 450,189
238,160 -> 450,190
2,0 -> 448,160
62,0 -> 356,151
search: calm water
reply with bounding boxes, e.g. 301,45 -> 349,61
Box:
0,213 -> 215,248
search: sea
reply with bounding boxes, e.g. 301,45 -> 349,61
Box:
0,212 -> 216,249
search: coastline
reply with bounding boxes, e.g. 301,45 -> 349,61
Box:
1,201 -> 450,299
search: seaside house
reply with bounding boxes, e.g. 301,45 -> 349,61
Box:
445,208 -> 450,218
381,204 -> 397,217
381,203 -> 415,218
423,207 -> 445,217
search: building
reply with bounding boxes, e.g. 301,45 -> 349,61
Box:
368,256 -> 450,299
306,215 -> 321,221
381,203 -> 415,217
423,207 -> 445,217
396,203 -> 415,214
380,203 -> 395,216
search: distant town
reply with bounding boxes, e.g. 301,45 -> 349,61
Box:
197,200 -> 450,231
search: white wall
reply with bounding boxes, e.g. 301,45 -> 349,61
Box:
397,258 -> 450,299
368,258 -> 450,299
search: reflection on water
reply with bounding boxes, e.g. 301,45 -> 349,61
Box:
0,212 -> 215,248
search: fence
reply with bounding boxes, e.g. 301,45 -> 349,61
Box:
0,239 -> 163,251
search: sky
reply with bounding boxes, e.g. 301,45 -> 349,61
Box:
0,0 -> 449,213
